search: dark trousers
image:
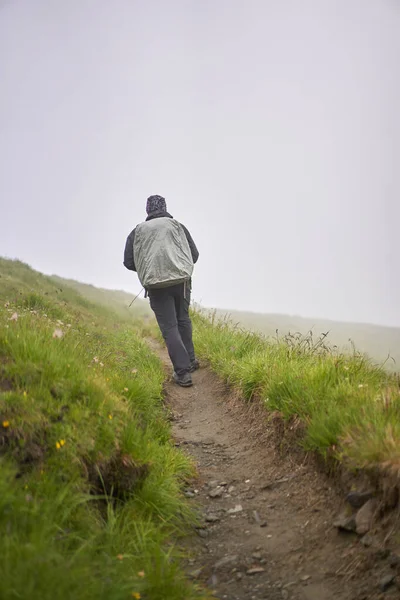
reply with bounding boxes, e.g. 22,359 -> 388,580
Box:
148,282 -> 195,376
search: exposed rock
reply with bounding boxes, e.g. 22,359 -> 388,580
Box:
379,574 -> 395,592
355,499 -> 378,535
346,491 -> 373,509
333,513 -> 357,532
252,552 -> 262,560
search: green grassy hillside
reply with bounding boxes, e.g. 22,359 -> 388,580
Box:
0,258 -> 206,600
50,275 -> 152,321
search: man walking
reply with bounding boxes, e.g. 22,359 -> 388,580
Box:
123,195 -> 199,387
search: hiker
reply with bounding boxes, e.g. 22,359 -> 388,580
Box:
123,195 -> 200,387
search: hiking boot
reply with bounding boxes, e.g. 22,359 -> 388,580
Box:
189,359 -> 200,373
172,371 -> 193,388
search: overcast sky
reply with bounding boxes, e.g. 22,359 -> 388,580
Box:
1,0 -> 399,327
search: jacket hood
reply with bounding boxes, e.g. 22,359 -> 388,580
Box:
145,211 -> 173,221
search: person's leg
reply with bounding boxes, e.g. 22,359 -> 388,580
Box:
175,281 -> 196,364
149,287 -> 191,376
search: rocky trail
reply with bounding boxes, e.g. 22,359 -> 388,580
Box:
152,342 -> 400,600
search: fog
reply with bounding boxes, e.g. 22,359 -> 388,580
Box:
1,0 -> 399,326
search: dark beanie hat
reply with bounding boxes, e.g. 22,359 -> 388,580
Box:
146,195 -> 167,215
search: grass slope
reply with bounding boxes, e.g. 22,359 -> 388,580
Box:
192,311 -> 400,481
0,258 -> 206,600
50,275 -> 152,322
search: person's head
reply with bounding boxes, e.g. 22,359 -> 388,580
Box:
146,195 -> 167,215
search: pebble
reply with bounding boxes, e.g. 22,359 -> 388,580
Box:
227,504 -> 243,514
346,491 -> 373,509
247,567 -> 265,575
206,514 -> 220,523
197,529 -> 208,538
214,555 -> 239,570
360,534 -> 374,547
189,568 -> 203,579
209,486 -> 224,498
379,574 -> 395,592
389,553 -> 400,568
252,552 -> 262,560
333,513 -> 357,533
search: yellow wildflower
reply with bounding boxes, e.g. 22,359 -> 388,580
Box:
60,439 -> 65,447
108,414 -> 113,420
132,594 -> 141,599
56,442 -> 61,449
124,387 -> 129,392
23,391 -> 27,397
137,571 -> 145,578
2,420 -> 10,428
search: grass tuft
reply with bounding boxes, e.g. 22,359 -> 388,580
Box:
192,309 -> 400,475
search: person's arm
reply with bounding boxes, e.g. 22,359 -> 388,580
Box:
123,228 -> 137,271
181,224 -> 199,264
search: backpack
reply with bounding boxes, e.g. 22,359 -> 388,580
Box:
133,217 -> 194,289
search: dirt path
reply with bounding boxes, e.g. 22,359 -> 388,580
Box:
151,342 -> 399,600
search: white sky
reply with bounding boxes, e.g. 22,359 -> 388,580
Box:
1,0 -> 399,327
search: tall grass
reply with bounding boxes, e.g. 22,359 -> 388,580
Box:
0,258 -> 208,600
192,310 -> 400,474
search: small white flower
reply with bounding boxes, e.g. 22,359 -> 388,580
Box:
9,312 -> 18,321
52,328 -> 64,339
